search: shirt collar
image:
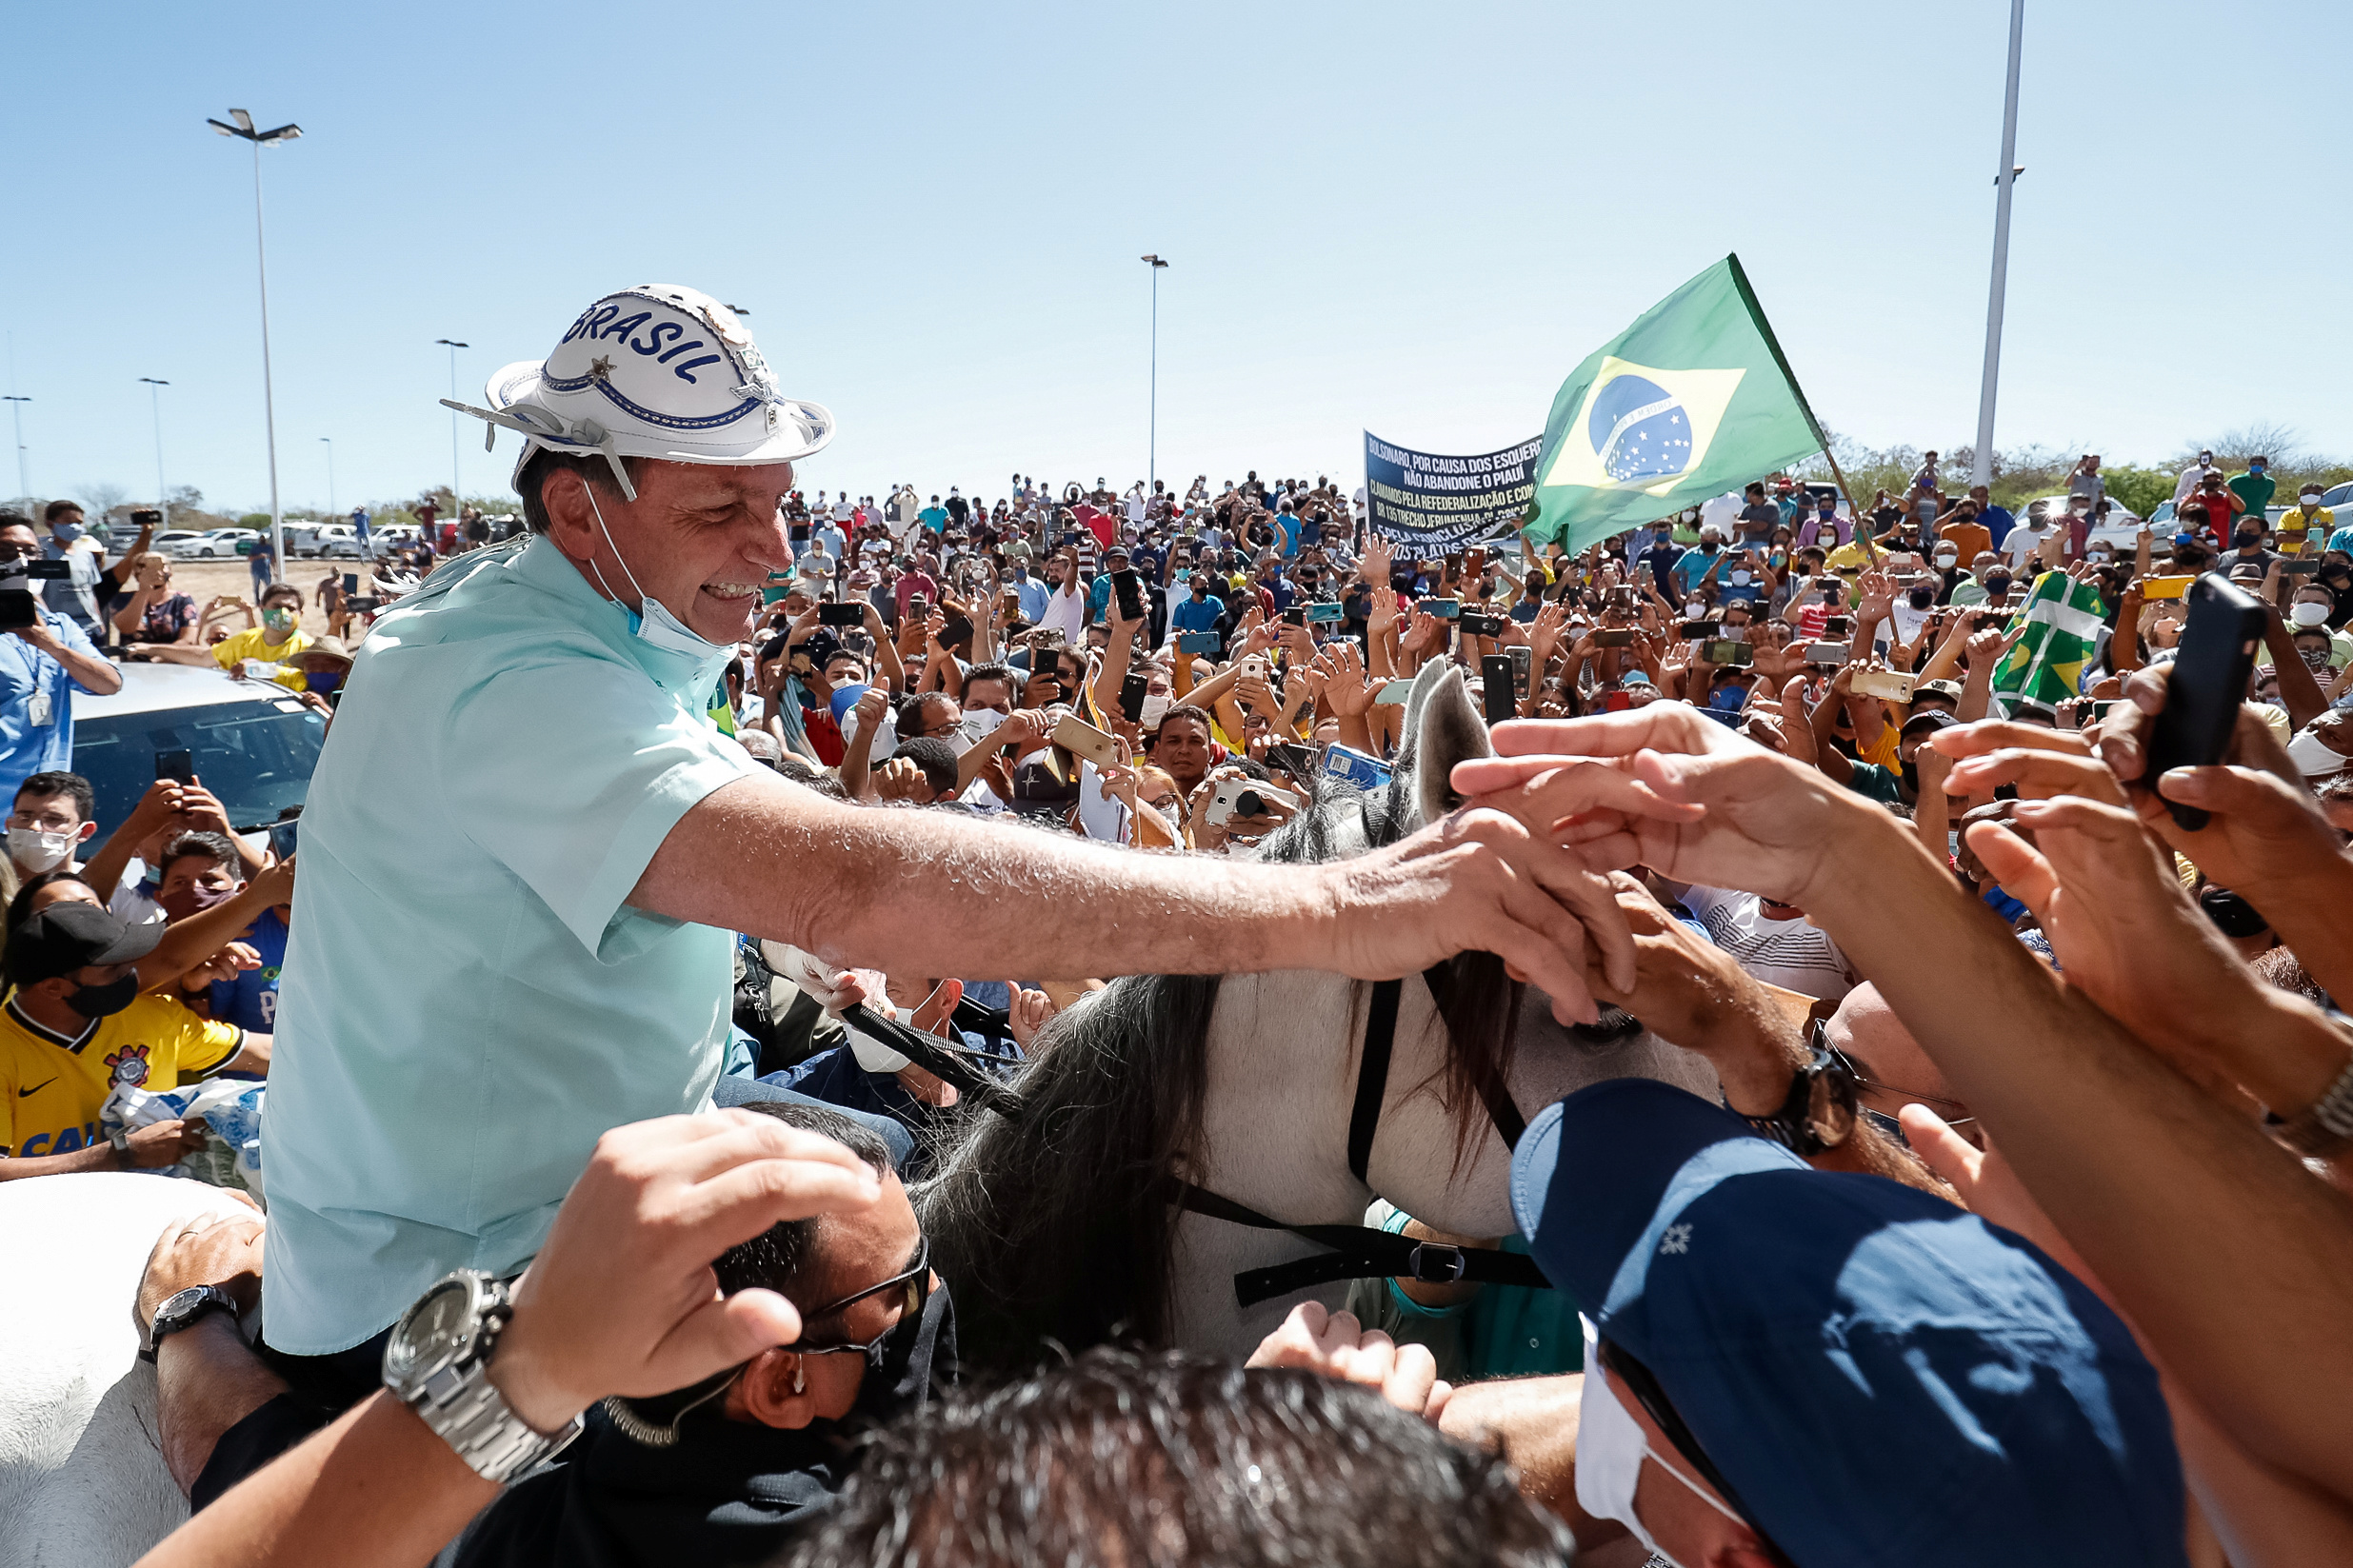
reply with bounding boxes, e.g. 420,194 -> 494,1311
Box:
7,992 -> 96,1053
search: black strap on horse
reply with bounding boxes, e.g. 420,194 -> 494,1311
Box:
838,1004 -> 1027,1120
1189,965 -> 1549,1309
1167,1180 -> 1551,1307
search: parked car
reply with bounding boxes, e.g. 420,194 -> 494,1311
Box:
153,529 -> 212,558
179,527 -> 262,560
68,663 -> 325,847
291,523 -> 375,559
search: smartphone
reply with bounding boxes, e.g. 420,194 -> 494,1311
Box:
1506,644 -> 1531,698
1052,713 -> 1121,770
129,508 -> 162,527
1805,642 -> 1847,665
1423,598 -> 1461,620
1593,628 -> 1637,648
266,818 -> 299,859
1824,615 -> 1852,637
1703,640 -> 1754,666
1111,567 -> 1147,621
1323,744 -> 1392,791
1305,601 -> 1346,624
1677,619 -> 1720,640
2145,574 -> 2266,831
2090,699 -> 2118,721
349,595 -> 381,613
2140,575 -> 2195,602
343,572 -> 361,594
817,601 -> 866,627
1373,678 -> 1415,705
1461,611 -> 1509,639
326,687 -> 343,711
1282,606 -> 1306,627
938,614 -> 973,648
1603,688 -> 1637,712
1445,552 -> 1464,578
1852,668 -> 1917,702
1177,629 -> 1222,655
1481,655 -> 1517,725
153,747 -> 197,784
0,588 -> 35,630
2280,558 -> 2321,576
1205,778 -> 1299,826
1120,671 -> 1148,724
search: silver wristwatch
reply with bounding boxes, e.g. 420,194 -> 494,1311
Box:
382,1269 -> 580,1484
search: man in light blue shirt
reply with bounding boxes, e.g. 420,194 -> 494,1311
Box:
1010,559 -> 1052,624
0,515 -> 121,804
213,285 -> 1657,1500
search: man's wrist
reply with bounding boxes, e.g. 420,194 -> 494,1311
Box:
482,1319 -> 587,1439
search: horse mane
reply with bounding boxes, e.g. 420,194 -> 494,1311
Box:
916,971 -> 1222,1373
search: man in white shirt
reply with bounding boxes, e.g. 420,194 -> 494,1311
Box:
1675,883 -> 1859,1002
2173,449 -> 2216,506
1037,550 -> 1087,643
1999,505 -> 2053,571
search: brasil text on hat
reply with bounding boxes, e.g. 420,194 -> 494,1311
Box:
1509,1079 -> 2187,1568
441,285 -> 833,504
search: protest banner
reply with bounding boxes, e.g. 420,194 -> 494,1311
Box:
1362,430 -> 1544,554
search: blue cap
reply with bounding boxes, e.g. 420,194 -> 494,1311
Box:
1511,1080 -> 2186,1568
828,683 -> 871,724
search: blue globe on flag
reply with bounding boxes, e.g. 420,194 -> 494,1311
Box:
1586,374 -> 1693,484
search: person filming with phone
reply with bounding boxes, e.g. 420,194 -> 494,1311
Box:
0,513 -> 123,806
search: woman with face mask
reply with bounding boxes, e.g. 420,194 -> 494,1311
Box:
135,584 -> 316,692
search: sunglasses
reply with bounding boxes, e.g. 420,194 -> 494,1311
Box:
796,1238 -> 932,1363
1829,1045 -> 1976,1129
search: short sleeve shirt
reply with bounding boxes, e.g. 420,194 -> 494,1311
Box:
260,538 -> 761,1354
0,992 -> 242,1161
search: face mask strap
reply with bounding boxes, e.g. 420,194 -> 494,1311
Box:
581,483 -> 648,612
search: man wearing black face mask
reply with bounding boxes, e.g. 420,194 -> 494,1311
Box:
2228,519 -> 2279,576
0,902 -> 268,1180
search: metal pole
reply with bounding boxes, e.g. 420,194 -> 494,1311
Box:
321,437 -> 335,517
5,332 -> 26,503
251,138 -> 285,583
143,380 -> 169,527
1971,0 -> 2025,490
1148,265 -> 1158,494
449,342 -> 462,543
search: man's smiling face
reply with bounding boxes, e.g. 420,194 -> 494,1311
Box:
549,459 -> 798,645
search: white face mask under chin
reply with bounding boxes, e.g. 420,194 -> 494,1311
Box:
1577,1320 -> 1746,1568
582,486 -> 734,663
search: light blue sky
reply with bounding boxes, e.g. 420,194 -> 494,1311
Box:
7,0 -> 2347,518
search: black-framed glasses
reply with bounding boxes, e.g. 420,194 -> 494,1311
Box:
796,1238 -> 931,1362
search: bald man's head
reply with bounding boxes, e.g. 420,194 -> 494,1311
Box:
1825,982 -> 1973,1142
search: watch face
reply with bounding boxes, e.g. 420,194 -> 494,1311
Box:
157,1285 -> 216,1333
386,1277 -> 476,1389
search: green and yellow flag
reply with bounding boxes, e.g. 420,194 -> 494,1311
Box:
1991,571 -> 2108,714
1527,255 -> 1825,554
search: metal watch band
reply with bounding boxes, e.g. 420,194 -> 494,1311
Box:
409,1353 -> 582,1484
2266,1051 -> 2353,1159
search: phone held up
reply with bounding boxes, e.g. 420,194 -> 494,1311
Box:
2144,573 -> 2265,832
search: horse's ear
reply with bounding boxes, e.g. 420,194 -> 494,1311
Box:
1411,663 -> 1492,828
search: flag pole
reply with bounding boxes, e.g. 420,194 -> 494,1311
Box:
1723,256 -> 1881,571
1816,445 -> 1880,567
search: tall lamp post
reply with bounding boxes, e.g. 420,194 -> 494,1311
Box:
436,339 -> 469,541
208,108 -> 303,582
1140,254 -> 1168,493
139,378 -> 170,527
1970,0 -> 2025,489
1,395 -> 27,506
320,437 -> 336,518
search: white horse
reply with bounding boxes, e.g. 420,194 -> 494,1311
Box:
921,663 -> 1720,1369
0,1173 -> 255,1568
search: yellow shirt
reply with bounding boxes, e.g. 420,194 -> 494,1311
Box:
1823,541 -> 1872,579
0,992 -> 244,1160
2275,506 -> 2333,546
212,625 -> 316,691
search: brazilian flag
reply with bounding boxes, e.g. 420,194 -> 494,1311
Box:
1991,571 -> 2108,714
1527,255 -> 1825,553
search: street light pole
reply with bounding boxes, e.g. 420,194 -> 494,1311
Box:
436,339 -> 469,545
139,378 -> 170,527
209,109 -> 303,582
320,437 -> 335,517
1140,254 -> 1168,494
1970,0 -> 2025,490
1,396 -> 26,507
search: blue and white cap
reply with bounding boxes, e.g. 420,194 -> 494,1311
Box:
442,284 -> 834,502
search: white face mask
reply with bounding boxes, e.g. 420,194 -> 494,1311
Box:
1935,551 -> 1958,568
1576,1321 -> 1745,1568
2291,601 -> 2331,627
1729,570 -> 1752,586
2287,729 -> 2351,779
1139,690 -> 1170,729
1685,601 -> 1706,617
8,826 -> 73,873
582,486 -> 734,665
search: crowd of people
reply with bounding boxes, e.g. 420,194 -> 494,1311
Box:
7,284 -> 2352,1568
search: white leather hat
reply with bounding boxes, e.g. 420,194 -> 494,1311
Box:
442,284 -> 833,502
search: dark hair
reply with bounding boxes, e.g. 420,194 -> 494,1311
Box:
5,871 -> 91,941
159,831 -> 240,881
777,1348 -> 1573,1568
516,447 -> 646,536
14,770 -> 94,825
962,662 -> 1014,697
0,511 -> 30,535
260,583 -> 304,612
901,690 -> 960,737
714,1100 -> 893,1312
773,754 -> 852,801
894,737 -> 962,799
43,500 -> 83,525
1152,703 -> 1215,744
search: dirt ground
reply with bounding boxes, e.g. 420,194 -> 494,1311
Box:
156,556 -> 369,640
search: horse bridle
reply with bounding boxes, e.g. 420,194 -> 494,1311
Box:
1166,966 -> 1553,1308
